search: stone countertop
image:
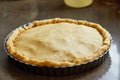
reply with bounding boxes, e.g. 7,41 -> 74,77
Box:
0,0 -> 120,80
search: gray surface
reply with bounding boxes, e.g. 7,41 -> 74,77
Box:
0,0 -> 120,80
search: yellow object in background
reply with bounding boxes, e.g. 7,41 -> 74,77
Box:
64,0 -> 93,8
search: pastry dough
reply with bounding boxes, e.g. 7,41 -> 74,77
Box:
6,18 -> 111,67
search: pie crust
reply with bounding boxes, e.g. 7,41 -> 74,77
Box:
5,18 -> 111,67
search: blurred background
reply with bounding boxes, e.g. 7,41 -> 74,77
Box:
0,0 -> 120,80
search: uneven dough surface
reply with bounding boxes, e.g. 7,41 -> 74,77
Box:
14,22 -> 103,63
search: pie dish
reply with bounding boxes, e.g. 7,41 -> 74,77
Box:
5,18 -> 111,75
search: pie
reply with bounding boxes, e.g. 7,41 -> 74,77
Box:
5,18 -> 111,67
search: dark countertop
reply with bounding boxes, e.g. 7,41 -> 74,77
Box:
0,0 -> 120,80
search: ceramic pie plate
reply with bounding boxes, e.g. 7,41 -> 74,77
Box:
4,19 -> 111,76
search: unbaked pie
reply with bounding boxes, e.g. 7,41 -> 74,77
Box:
5,18 -> 111,75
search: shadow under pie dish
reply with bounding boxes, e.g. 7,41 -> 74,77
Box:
4,18 -> 111,75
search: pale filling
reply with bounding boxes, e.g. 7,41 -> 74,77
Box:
14,23 -> 103,63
